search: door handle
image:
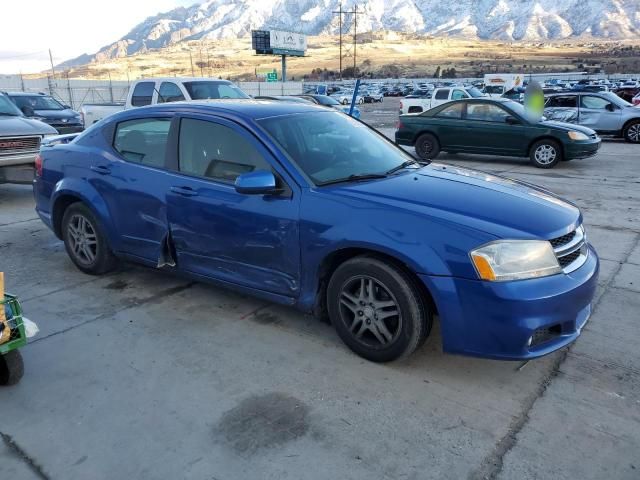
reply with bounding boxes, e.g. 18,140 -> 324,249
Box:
90,165 -> 111,175
170,186 -> 199,197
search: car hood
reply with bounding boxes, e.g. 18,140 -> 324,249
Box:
0,115 -> 57,135
538,119 -> 595,135
327,163 -> 581,240
34,109 -> 80,120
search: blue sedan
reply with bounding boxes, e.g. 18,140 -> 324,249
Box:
33,101 -> 598,362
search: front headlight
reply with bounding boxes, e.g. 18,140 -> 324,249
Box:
568,131 -> 589,141
470,240 -> 561,282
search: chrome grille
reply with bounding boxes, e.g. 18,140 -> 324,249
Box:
551,225 -> 588,273
0,136 -> 41,156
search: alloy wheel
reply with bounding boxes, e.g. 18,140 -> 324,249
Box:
67,214 -> 98,265
627,124 -> 640,142
534,144 -> 557,165
338,276 -> 402,347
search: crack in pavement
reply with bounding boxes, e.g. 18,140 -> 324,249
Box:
1,431 -> 49,480
468,232 -> 640,480
0,217 -> 39,227
29,281 -> 196,345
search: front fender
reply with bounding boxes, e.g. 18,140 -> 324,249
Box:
51,178 -> 121,251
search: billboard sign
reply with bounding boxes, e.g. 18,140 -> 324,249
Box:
269,30 -> 307,55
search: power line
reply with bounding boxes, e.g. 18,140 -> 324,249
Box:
332,3 -> 364,78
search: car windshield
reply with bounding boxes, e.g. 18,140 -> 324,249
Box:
484,86 -> 504,94
259,111 -> 416,185
467,87 -> 485,98
603,91 -> 632,107
0,95 -> 23,116
11,95 -> 64,110
183,81 -> 249,100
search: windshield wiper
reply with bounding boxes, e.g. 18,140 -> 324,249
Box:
0,112 -> 19,116
386,159 -> 424,174
316,173 -> 388,186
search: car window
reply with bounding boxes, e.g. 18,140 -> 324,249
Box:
178,118 -> 271,183
10,95 -> 64,110
113,118 -> 171,167
581,96 -> 610,109
466,103 -> 510,122
158,82 -> 185,103
451,89 -> 468,100
435,89 -> 450,100
546,96 -> 577,108
183,82 -> 249,100
131,82 -> 155,107
436,103 -> 464,119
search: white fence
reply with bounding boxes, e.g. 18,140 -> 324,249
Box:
0,75 -> 303,109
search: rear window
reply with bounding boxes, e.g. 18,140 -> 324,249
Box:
546,96 -> 577,108
131,82 -> 155,107
113,118 -> 171,167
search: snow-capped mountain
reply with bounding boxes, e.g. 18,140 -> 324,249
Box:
61,0 -> 640,66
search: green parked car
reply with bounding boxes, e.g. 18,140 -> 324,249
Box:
395,98 -> 601,168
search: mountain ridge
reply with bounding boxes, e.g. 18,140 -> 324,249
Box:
59,0 -> 640,68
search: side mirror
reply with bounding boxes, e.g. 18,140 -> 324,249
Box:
234,170 -> 279,195
21,105 -> 35,117
63,105 -> 72,109
505,115 -> 520,125
605,103 -> 616,112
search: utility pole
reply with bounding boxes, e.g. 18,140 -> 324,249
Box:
48,49 -> 56,81
189,51 -> 195,76
332,3 -> 343,79
333,4 -> 363,79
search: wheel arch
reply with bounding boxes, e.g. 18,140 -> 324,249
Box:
621,117 -> 640,136
313,247 -> 438,321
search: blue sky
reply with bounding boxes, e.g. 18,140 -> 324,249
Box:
0,0 -> 200,74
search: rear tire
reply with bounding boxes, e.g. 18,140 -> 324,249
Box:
623,121 -> 640,143
61,202 -> 118,275
0,350 -> 24,386
327,256 -> 431,362
415,133 -> 440,160
529,139 -> 562,168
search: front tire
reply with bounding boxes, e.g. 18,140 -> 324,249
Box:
327,256 -> 431,362
415,133 -> 440,160
623,121 -> 640,143
61,202 -> 118,275
529,139 -> 562,168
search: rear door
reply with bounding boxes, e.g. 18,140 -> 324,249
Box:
165,115 -> 301,297
430,102 -> 467,150
578,95 -> 622,133
543,95 -> 579,124
89,115 -> 175,262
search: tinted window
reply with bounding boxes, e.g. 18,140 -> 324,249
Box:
158,82 -> 185,103
436,103 -> 464,119
466,103 -> 510,122
451,89 -> 468,100
178,118 -> 270,182
183,82 -> 249,100
546,96 -> 577,108
10,95 -> 64,110
113,118 -> 170,167
131,82 -> 155,107
581,96 -> 610,109
435,89 -> 450,100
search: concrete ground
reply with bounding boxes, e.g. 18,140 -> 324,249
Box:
0,99 -> 638,479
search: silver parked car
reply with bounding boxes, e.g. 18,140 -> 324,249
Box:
544,92 -> 640,143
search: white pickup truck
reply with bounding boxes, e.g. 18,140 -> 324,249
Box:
399,86 -> 485,114
81,77 -> 249,126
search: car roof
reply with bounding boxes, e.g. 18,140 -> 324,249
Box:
5,91 -> 48,96
133,77 -> 233,83
122,99 -> 324,121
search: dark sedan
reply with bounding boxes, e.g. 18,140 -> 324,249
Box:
396,98 -> 601,168
7,92 -> 83,134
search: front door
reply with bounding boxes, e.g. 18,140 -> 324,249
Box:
578,95 -> 622,133
463,102 -> 525,155
166,115 -> 301,298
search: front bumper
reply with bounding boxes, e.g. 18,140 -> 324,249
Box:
420,244 -> 599,360
565,139 -> 600,160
